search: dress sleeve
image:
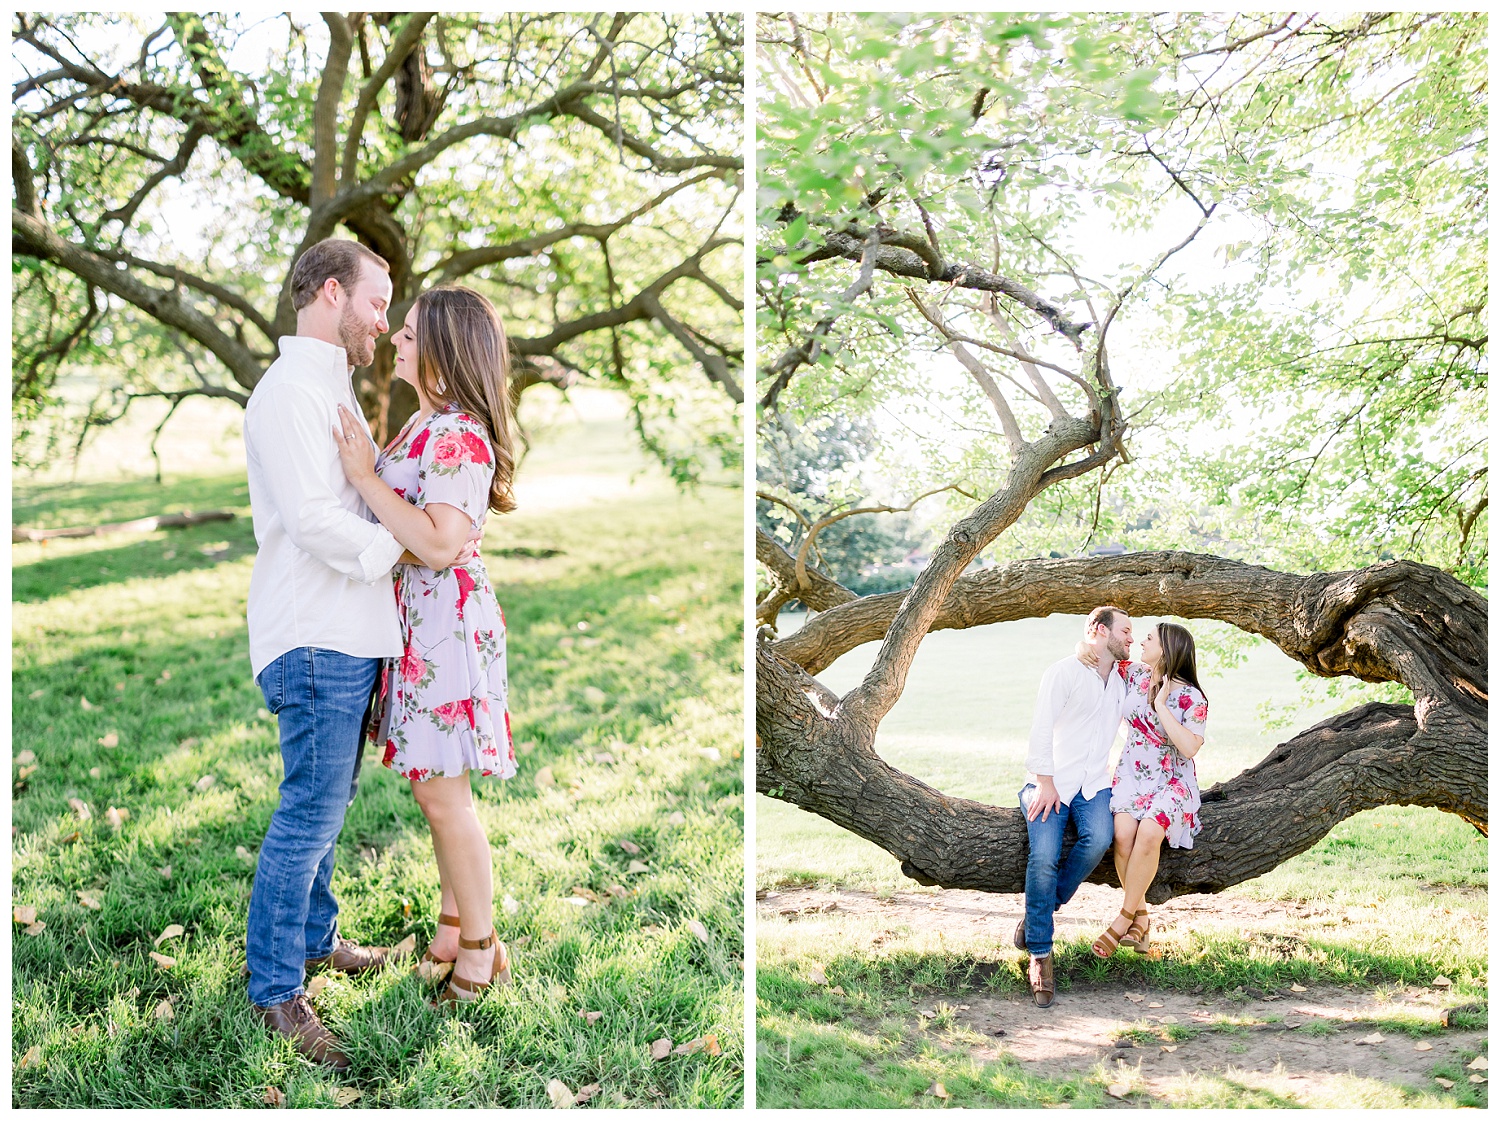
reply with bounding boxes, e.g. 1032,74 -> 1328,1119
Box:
1172,685 -> 1208,739
416,412 -> 495,525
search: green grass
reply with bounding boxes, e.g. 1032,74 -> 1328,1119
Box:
12,405 -> 744,1108
756,613 -> 1487,1108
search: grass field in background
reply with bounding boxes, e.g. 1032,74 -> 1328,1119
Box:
12,394 -> 745,1108
756,612 -> 1487,1108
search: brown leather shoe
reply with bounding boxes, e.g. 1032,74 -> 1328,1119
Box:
1028,953 -> 1055,1008
255,994 -> 350,1070
1012,916 -> 1028,951
306,936 -> 403,975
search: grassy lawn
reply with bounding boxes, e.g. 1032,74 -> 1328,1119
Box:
756,613 -> 1487,1108
12,395 -> 744,1108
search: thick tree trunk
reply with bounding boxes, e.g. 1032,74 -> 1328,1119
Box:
756,552 -> 1486,902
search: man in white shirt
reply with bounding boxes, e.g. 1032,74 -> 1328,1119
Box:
1014,605 -> 1133,1007
242,238 -> 408,1068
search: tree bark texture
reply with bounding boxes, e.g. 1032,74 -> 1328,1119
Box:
757,551 -> 1486,902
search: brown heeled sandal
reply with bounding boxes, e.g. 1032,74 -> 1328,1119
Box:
1092,909 -> 1135,959
1120,908 -> 1150,952
415,913 -> 460,979
436,929 -> 513,1006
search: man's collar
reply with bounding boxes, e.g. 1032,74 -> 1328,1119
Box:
277,334 -> 350,373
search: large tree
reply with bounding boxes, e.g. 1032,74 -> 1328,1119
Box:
755,12 -> 1486,901
13,12 -> 743,477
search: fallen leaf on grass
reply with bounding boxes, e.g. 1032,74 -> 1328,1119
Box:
1106,1083 -> 1130,1099
194,774 -> 216,792
566,897 -> 590,908
1290,983 -> 1308,992
579,1010 -> 603,1025
649,1038 -> 672,1061
58,831 -> 81,845
1357,1032 -> 1385,1045
686,919 -> 709,945
1430,976 -> 1452,988
1148,1001 -> 1163,1009
154,999 -> 174,1021
98,733 -> 119,748
1469,1056 -> 1489,1071
80,697 -> 95,710
592,752 -> 615,765
154,924 -> 185,947
15,750 -> 35,765
24,921 -> 46,936
1470,1075 -> 1487,1085
333,1088 -> 361,1107
917,1009 -> 936,1019
927,1081 -> 949,1100
105,807 -> 130,830
263,1087 -> 286,1107
18,1045 -> 41,1069
157,671 -> 172,685
14,905 -> 37,925
149,951 -> 175,970
618,839 -> 640,855
830,985 -> 846,995
160,865 -> 172,879
605,884 -> 627,899
574,1083 -> 601,1104
1411,1040 -> 1434,1051
1125,992 -> 1144,1002
27,689 -> 45,701
665,811 -> 686,826
1161,1045 -> 1178,1053
1434,1077 -> 1455,1089
502,894 -> 520,915
90,767 -> 102,779
546,1079 -> 575,1109
415,959 -> 451,983
17,765 -> 38,781
572,886 -> 601,903
391,932 -> 417,958
626,860 -> 649,874
305,975 -> 329,999
535,767 -> 555,789
698,748 -> 721,762
807,965 -> 827,986
235,847 -> 255,863
673,1034 -> 720,1056
1158,1015 -> 1179,1025
78,892 -> 102,910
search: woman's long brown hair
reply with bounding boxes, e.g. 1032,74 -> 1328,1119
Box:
413,285 -> 517,514
1149,621 -> 1206,706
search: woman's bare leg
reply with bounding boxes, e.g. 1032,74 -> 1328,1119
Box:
1112,813 -> 1138,887
412,775 -> 494,985
1122,818 -> 1167,915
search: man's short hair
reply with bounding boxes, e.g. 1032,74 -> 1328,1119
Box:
1086,605 -> 1125,632
289,239 -> 390,312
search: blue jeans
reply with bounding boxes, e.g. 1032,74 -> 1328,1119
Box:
246,648 -> 378,1007
1018,782 -> 1114,957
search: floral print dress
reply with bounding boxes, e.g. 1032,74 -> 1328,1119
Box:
1109,662 -> 1207,849
367,406 -> 516,782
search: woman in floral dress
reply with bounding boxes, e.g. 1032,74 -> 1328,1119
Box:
334,285 -> 518,1004
1089,621 -> 1208,958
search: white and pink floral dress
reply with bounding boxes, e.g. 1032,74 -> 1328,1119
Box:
367,405 -> 516,782
1109,662 -> 1207,849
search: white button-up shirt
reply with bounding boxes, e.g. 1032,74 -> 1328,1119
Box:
1025,655 -> 1128,803
243,335 -> 405,679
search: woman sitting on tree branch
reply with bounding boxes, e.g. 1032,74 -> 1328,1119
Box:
1082,622 -> 1208,957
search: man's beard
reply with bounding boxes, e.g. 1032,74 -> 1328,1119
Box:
337,306 -> 375,367
1107,635 -> 1130,661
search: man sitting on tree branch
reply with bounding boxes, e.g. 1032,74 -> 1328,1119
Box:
1014,606 -> 1132,1007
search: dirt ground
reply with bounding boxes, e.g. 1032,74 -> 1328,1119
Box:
758,885 -> 1487,1106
